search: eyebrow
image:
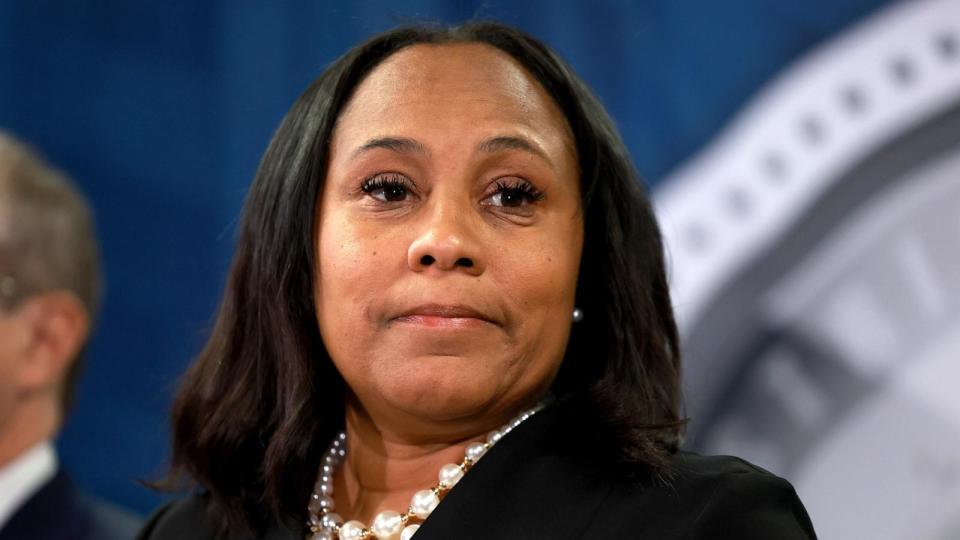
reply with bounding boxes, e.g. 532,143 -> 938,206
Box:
477,136 -> 551,163
350,134 -> 551,163
352,137 -> 428,158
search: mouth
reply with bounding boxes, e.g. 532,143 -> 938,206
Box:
392,303 -> 500,328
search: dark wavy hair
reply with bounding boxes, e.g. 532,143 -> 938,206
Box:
167,21 -> 683,536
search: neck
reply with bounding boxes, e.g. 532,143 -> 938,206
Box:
0,398 -> 58,468
334,399 -> 489,525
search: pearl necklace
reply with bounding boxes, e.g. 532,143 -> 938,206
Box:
305,402 -> 548,540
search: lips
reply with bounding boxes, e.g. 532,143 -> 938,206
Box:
392,303 -> 500,327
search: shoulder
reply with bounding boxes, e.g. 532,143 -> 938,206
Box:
0,468 -> 142,540
671,451 -> 798,499
80,495 -> 144,540
136,495 -> 297,540
590,452 -> 817,539
467,400 -> 816,539
136,495 -> 218,540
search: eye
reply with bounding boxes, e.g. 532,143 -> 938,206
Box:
483,179 -> 545,208
360,174 -> 414,202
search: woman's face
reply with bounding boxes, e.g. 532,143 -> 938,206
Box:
314,43 -> 583,433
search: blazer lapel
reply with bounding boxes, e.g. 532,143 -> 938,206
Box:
413,402 -> 613,540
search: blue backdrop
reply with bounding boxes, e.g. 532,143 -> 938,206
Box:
0,0 -> 887,514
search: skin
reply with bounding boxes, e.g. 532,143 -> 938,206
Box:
0,291 -> 88,467
313,43 -> 584,524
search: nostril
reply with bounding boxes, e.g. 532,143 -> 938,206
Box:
420,255 -> 435,266
456,257 -> 473,268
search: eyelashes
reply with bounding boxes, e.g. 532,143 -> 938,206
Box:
359,173 -> 545,209
360,174 -> 412,202
488,179 -> 545,208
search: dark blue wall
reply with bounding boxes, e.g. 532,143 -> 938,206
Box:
0,0 -> 887,513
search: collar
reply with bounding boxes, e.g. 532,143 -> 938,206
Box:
0,441 -> 57,531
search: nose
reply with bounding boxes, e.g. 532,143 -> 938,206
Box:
407,207 -> 484,276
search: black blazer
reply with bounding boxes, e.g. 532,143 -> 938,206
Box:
0,469 -> 142,540
138,400 -> 816,539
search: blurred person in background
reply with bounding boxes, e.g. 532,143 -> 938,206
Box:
0,132 -> 140,540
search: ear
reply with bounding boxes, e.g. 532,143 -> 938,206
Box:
16,291 -> 90,393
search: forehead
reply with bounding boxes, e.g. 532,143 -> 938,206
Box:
332,43 -> 574,152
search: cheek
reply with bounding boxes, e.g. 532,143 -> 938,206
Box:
314,213 -> 402,361
498,221 -> 583,359
508,223 -> 582,307
316,216 -> 370,337
0,329 -> 21,415
317,212 -> 389,297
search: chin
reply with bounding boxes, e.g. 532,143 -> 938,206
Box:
372,358 -> 505,421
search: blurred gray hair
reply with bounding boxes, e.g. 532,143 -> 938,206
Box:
0,132 -> 102,321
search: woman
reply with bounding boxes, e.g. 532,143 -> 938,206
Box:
139,22 -> 816,540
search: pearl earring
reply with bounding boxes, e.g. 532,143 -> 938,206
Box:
572,308 -> 584,322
